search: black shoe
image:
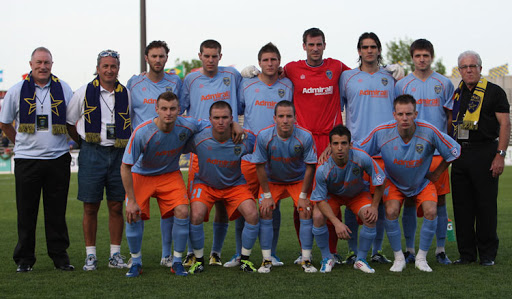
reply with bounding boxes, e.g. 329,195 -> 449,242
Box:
16,265 -> 33,273
56,264 -> 75,271
480,260 -> 495,266
453,258 -> 475,265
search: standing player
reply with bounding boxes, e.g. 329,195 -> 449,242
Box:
395,39 -> 455,264
181,40 -> 242,266
252,101 -> 317,273
186,101 -> 260,274
339,32 -> 395,264
357,95 -> 460,272
311,125 -> 385,273
127,40 -> 182,268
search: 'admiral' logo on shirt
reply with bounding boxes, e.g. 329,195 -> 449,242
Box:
302,86 -> 333,96
234,145 -> 242,155
434,85 -> 442,94
223,77 -> 231,86
294,144 -> 302,153
326,70 -> 333,80
359,90 -> 389,98
179,132 -> 187,141
415,144 -> 424,154
352,167 -> 360,176
417,98 -> 439,107
393,158 -> 423,168
278,89 -> 285,98
155,147 -> 182,157
255,100 -> 277,109
207,158 -> 237,168
381,78 -> 388,86
143,98 -> 157,104
201,91 -> 230,101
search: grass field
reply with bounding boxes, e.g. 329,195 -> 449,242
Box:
0,169 -> 511,298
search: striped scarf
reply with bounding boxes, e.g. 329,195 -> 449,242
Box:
451,77 -> 487,138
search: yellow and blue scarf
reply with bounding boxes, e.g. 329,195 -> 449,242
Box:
451,77 -> 487,138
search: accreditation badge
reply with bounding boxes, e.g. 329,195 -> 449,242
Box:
37,115 -> 49,131
457,125 -> 469,140
106,123 -> 116,139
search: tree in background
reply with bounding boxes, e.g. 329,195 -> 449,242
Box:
175,58 -> 202,75
385,37 -> 446,75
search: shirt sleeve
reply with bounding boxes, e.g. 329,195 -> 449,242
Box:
432,128 -> 461,163
443,79 -> 455,110
122,129 -> 143,165
0,84 -> 20,124
310,166 -> 328,202
180,77 -> 191,115
303,132 -> 318,164
66,85 -> 86,125
251,131 -> 268,164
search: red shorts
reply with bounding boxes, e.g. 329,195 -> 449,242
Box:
129,171 -> 189,220
187,153 -> 199,197
312,133 -> 328,158
383,180 -> 437,217
190,183 -> 255,222
258,181 -> 308,207
430,155 -> 450,196
364,157 -> 385,194
324,192 -> 373,225
241,160 -> 260,198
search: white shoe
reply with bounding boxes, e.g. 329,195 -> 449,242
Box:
223,253 -> 241,268
320,258 -> 334,273
354,259 -> 375,274
301,260 -> 317,273
294,254 -> 302,265
390,258 -> 406,272
160,256 -> 173,267
271,254 -> 284,266
257,259 -> 272,273
83,254 -> 97,271
108,253 -> 128,269
415,258 -> 433,272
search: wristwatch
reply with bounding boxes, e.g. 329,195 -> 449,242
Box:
497,150 -> 506,157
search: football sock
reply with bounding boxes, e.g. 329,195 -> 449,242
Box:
130,251 -> 142,265
172,217 -> 189,255
110,244 -> 121,257
358,225 -> 376,261
299,218 -> 313,252
186,238 -> 193,255
160,216 -> 173,258
312,225 -> 332,260
259,219 -> 273,252
417,249 -> 428,261
86,246 -> 96,256
402,205 -> 417,250
384,217 -> 402,252
211,221 -> 229,255
419,217 -> 437,252
436,204 -> 448,248
235,216 -> 244,255
271,202 -> 281,256
242,222 -> 260,252
126,220 -> 144,256
372,204 -> 386,255
345,208 -> 359,253
189,223 -> 204,256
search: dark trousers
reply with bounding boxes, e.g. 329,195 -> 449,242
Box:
451,142 -> 499,262
13,153 -> 71,267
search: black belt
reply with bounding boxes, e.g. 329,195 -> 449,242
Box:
459,140 -> 497,148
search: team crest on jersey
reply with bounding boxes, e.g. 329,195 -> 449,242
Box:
352,167 -> 361,176
142,87 -> 147,92
451,148 -> 459,157
434,85 -> 442,94
179,132 -> 187,141
326,70 -> 333,80
165,86 -> 173,92
393,146 -> 398,151
223,77 -> 231,86
375,174 -> 384,185
381,77 -> 388,86
300,74 -> 306,80
234,145 -> 242,155
294,145 -> 302,153
415,144 -> 424,154
278,89 -> 285,98
468,94 -> 481,112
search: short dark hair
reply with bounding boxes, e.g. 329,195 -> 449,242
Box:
258,42 -> 281,61
200,39 -> 222,53
274,101 -> 295,116
303,28 -> 325,44
145,40 -> 170,56
31,47 -> 52,59
357,32 -> 382,66
393,94 -> 417,111
209,100 -> 232,116
156,91 -> 179,105
329,125 -> 351,143
410,39 -> 434,58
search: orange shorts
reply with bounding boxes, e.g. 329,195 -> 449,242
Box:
190,183 -> 255,222
324,192 -> 373,225
129,171 -> 189,220
429,155 -> 450,196
187,153 -> 199,197
241,160 -> 260,198
383,180 -> 437,217
258,181 -> 308,207
364,157 -> 385,194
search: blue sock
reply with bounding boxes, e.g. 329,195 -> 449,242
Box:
126,220 -> 144,264
345,208 -> 359,253
189,223 -> 204,253
172,217 -> 189,257
271,201 -> 281,256
211,222 -> 229,254
259,219 -> 273,251
357,225 -> 376,261
384,218 -> 402,252
235,216 -> 244,255
312,225 -> 332,260
436,205 -> 447,248
160,217 -> 174,258
419,217 -> 438,251
299,219 -> 313,250
242,221 -> 260,251
402,205 -> 417,249
372,204 -> 385,255
187,237 -> 193,255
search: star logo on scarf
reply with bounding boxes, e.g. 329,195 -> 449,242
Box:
51,97 -> 63,116
83,96 -> 97,124
118,106 -> 131,130
23,98 -> 37,115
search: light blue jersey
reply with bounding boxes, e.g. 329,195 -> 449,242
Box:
127,73 -> 182,128
311,149 -> 385,201
123,116 -> 208,175
394,72 -> 454,134
355,120 -> 460,197
340,68 -> 395,141
181,67 -> 241,120
187,128 -> 255,189
252,124 -> 317,183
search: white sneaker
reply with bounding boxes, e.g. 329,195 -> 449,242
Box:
301,260 -> 317,273
160,256 -> 173,267
257,259 -> 272,273
108,252 -> 128,269
294,254 -> 302,265
271,254 -> 284,266
354,259 -> 375,274
390,258 -> 406,272
223,253 -> 241,268
415,258 -> 433,272
320,258 -> 334,273
83,254 -> 97,271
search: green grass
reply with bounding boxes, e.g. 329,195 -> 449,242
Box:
0,169 -> 511,298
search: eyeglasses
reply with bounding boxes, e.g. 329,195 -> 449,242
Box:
361,45 -> 378,50
458,64 -> 479,71
98,50 -> 120,59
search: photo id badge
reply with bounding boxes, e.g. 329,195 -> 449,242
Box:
458,126 -> 469,140
106,123 -> 116,139
37,115 -> 49,131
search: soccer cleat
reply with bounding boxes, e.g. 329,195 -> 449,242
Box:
390,258 -> 406,272
188,261 -> 204,274
16,265 -> 32,273
125,263 -> 142,277
320,258 -> 334,273
371,251 -> 392,264
240,260 -> 257,273
83,254 -> 97,271
109,252 -> 128,269
209,253 -> 222,266
436,252 -> 452,265
354,259 -> 375,274
271,254 -> 284,266
333,253 -> 343,265
415,258 -> 433,272
301,260 -> 317,273
223,253 -> 241,268
343,251 -> 356,265
404,251 -> 416,264
257,259 -> 273,274
294,254 -> 303,265
171,262 -> 188,276
183,253 -> 196,267
160,256 -> 173,267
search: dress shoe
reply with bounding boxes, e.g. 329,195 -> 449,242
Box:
56,264 -> 75,271
480,260 -> 495,266
16,265 -> 33,273
452,258 -> 475,265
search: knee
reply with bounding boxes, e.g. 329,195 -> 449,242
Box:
174,205 -> 189,219
385,206 -> 399,220
190,211 -> 203,225
423,206 -> 437,220
244,209 -> 259,225
83,203 -> 100,217
312,209 -> 326,227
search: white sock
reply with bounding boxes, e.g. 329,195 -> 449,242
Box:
262,249 -> 271,260
110,244 -> 121,257
173,251 -> 183,259
86,246 -> 96,256
302,249 -> 312,261
193,248 -> 204,259
416,249 -> 428,261
241,247 -> 252,257
394,250 -> 405,261
435,247 -> 445,255
406,248 -> 416,255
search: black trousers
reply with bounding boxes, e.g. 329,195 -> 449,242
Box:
451,142 -> 499,262
13,153 -> 71,267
